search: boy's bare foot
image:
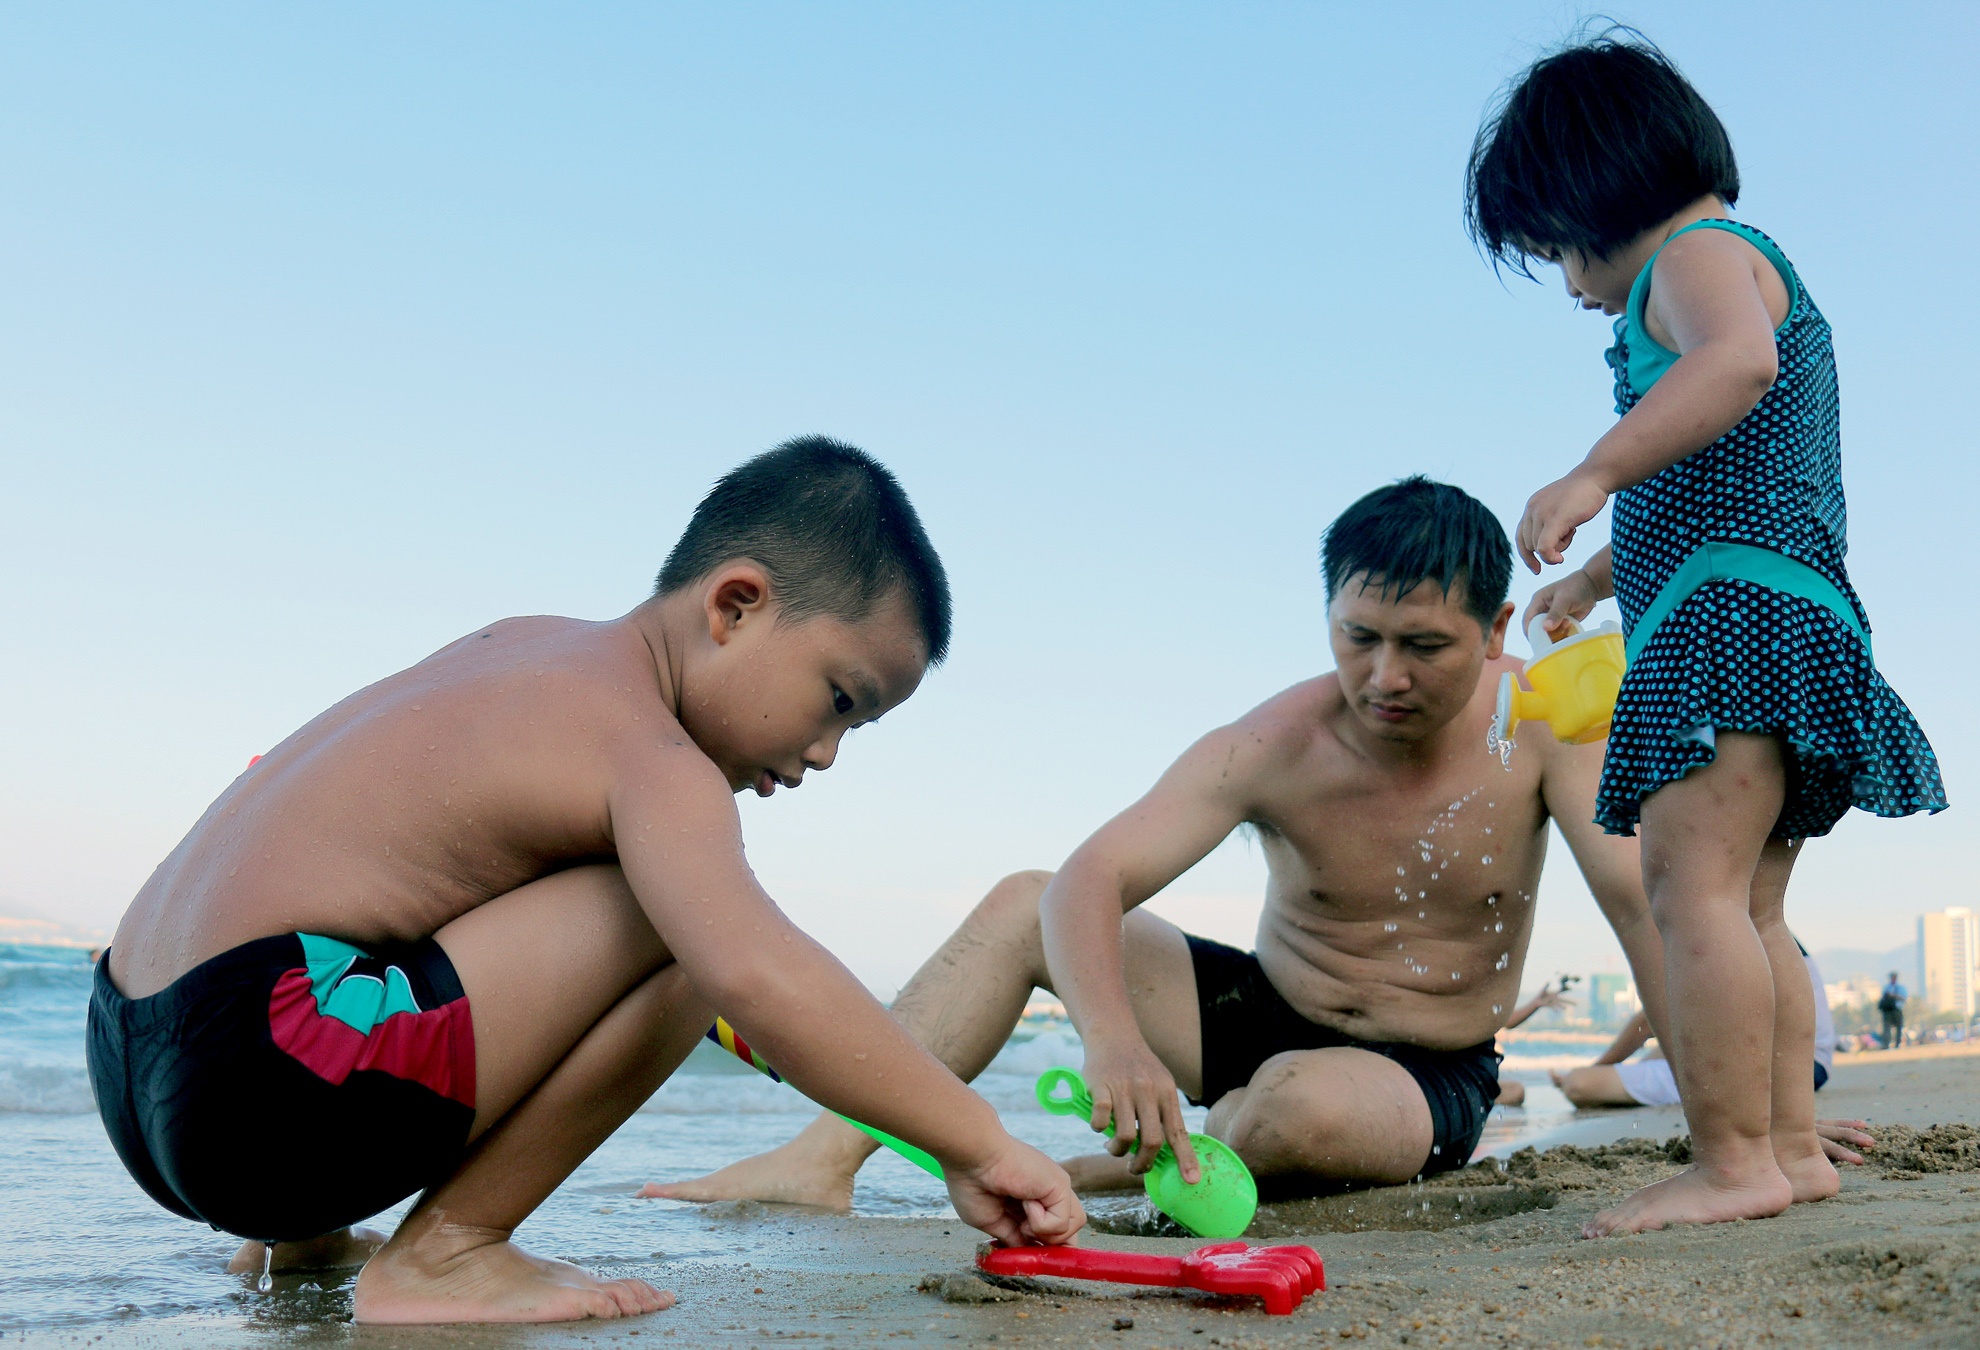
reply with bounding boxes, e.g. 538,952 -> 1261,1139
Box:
227,1226 -> 387,1275
353,1222 -> 672,1324
1582,1163 -> 1791,1238
638,1125 -> 860,1212
1060,1152 -> 1142,1193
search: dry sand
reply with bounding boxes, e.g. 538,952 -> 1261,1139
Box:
21,1048 -> 1980,1350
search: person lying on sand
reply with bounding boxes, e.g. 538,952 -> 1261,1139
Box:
649,478 -> 1675,1209
87,438 -> 1083,1326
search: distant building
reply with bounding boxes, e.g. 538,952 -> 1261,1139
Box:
1587,973 -> 1640,1030
1918,907 -> 1980,1019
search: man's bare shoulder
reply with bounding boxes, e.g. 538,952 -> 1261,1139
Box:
1195,675 -> 1344,770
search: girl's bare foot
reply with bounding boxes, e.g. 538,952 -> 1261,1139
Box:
1060,1152 -> 1141,1193
353,1222 -> 672,1324
227,1226 -> 387,1275
639,1123 -> 861,1212
1583,1163 -> 1791,1238
1775,1136 -> 1841,1204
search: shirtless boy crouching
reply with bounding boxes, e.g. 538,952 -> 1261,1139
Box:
87,437 -> 1082,1325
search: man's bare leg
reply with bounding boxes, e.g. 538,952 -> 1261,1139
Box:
1586,734 -> 1795,1237
1751,837 -> 1836,1204
644,870 -> 1202,1209
351,864 -> 711,1324
1063,1047 -> 1436,1193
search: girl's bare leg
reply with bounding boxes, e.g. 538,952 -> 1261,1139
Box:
352,864 -> 711,1324
1752,837 -> 1836,1202
1585,732 -> 1794,1237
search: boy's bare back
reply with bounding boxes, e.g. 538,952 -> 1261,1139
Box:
113,614 -> 694,999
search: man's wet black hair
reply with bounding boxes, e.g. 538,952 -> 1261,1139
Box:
657,436 -> 952,663
1321,477 -> 1511,626
1465,29 -> 1739,278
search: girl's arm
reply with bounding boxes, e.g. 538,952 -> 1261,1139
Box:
1523,546 -> 1614,635
1517,229 -> 1786,573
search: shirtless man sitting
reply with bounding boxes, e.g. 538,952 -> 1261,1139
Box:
88,438 -> 1081,1325
651,477 -> 1668,1205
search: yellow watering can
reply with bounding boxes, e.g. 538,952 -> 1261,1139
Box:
1489,616 -> 1627,754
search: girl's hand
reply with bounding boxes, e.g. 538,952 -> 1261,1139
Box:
1516,468 -> 1609,573
1522,569 -> 1602,638
944,1136 -> 1086,1247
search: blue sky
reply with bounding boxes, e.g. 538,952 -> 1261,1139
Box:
2,2 -> 1972,988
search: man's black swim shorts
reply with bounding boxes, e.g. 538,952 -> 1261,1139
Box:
87,933 -> 476,1241
1185,933 -> 1500,1177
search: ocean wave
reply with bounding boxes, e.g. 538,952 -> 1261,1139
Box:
0,1060 -> 94,1114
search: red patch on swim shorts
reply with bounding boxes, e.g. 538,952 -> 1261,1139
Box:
268,970 -> 476,1108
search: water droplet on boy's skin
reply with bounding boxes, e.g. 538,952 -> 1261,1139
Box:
1384,922 -> 1399,932
1397,866 -> 1407,876
1494,921 -> 1504,932
1418,911 -> 1426,919
1492,1005 -> 1503,1016
1481,856 -> 1493,866
1451,972 -> 1461,980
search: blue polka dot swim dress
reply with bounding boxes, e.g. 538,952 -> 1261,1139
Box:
1595,219 -> 1946,838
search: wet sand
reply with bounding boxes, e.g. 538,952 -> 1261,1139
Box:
19,1047 -> 1980,1350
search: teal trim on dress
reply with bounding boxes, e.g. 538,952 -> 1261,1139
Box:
297,932 -> 423,1032
1621,219 -> 1803,397
1625,541 -> 1873,665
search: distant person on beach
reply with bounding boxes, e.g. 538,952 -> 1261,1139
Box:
1555,940 -> 1834,1107
1878,973 -> 1908,1049
88,439 -> 1082,1326
1489,978 -> 1577,1107
1471,33 -> 1945,1236
651,478 -> 1673,1209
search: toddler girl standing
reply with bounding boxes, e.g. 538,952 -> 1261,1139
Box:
1465,34 -> 1944,1235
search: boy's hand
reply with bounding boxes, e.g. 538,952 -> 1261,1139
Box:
1082,1041 -> 1201,1184
1521,570 -> 1602,641
944,1136 -> 1085,1247
1516,468 -> 1608,573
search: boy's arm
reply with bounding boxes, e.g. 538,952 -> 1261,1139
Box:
1041,721 -> 1276,1178
1501,983 -> 1571,1029
1540,740 -> 1669,1050
610,739 -> 1080,1245
1518,229 -> 1784,572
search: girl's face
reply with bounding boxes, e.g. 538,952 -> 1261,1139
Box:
1551,249 -> 1636,316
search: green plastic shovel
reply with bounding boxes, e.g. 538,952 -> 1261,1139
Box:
1036,1067 -> 1257,1239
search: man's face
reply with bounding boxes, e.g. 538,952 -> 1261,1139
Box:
1328,574 -> 1509,743
689,589 -> 929,798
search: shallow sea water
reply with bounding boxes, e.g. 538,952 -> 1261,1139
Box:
0,941 -> 1579,1330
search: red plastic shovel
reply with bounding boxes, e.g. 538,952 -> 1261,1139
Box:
977,1241 -> 1325,1316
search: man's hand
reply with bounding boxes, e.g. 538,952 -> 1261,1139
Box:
1082,1041 -> 1201,1183
944,1136 -> 1086,1247
1516,467 -> 1609,574
1817,1118 -> 1875,1166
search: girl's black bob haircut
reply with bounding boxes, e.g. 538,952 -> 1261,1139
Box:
1465,29 -> 1739,277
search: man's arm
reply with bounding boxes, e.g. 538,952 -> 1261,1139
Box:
1539,739 -> 1670,1051
610,739 -> 1081,1245
1041,719 -> 1280,1177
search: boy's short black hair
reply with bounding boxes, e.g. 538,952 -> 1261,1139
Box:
657,436 -> 952,663
1465,29 -> 1739,277
1321,477 -> 1511,626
